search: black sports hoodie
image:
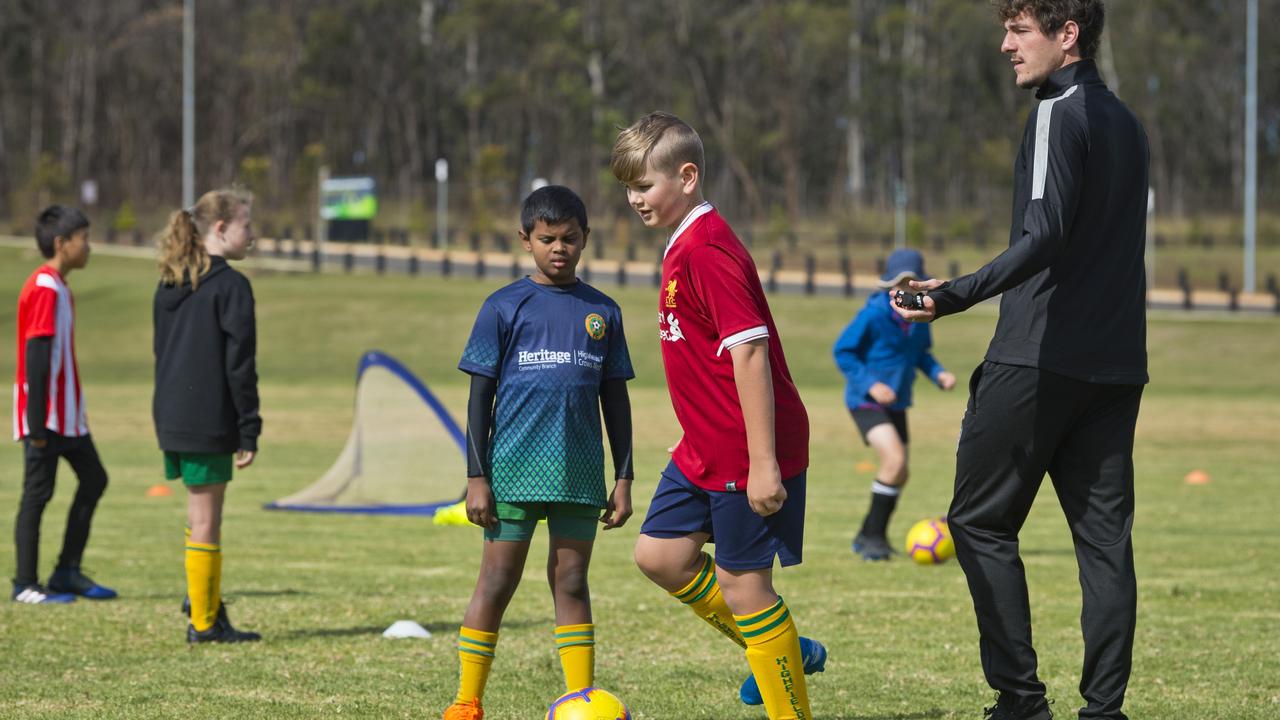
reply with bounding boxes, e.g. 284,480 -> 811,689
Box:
929,60 -> 1149,385
153,256 -> 261,453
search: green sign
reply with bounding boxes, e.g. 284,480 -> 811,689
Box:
321,177 -> 378,220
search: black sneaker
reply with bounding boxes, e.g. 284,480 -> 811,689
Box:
983,695 -> 1052,720
47,567 -> 117,600
852,533 -> 895,561
187,604 -> 261,644
12,583 -> 76,604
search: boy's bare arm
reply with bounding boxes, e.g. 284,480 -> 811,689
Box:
729,339 -> 786,517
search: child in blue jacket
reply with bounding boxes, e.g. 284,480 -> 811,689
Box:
834,249 -> 955,561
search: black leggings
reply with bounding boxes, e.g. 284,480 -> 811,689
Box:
14,434 -> 109,587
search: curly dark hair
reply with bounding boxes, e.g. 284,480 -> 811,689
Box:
996,0 -> 1106,59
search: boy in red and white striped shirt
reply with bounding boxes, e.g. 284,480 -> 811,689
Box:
11,205 -> 115,604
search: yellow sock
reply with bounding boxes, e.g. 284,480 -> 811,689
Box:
735,597 -> 811,720
555,623 -> 595,691
456,627 -> 498,704
670,552 -> 747,649
184,541 -> 222,632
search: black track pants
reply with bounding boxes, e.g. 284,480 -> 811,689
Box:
949,362 -> 1142,720
14,434 -> 109,587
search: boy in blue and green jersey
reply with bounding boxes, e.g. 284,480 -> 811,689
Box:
443,186 -> 635,720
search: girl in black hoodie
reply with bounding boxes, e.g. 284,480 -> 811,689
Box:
153,187 -> 261,643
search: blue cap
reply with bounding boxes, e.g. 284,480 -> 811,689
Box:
878,249 -> 929,287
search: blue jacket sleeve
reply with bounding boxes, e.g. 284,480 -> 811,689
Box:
930,98 -> 1088,317
915,326 -> 944,383
833,312 -> 875,401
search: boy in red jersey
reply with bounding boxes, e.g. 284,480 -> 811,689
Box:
11,205 -> 115,604
612,112 -> 824,720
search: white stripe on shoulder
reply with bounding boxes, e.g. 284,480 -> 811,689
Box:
34,273 -> 61,291
716,325 -> 770,357
1032,84 -> 1079,201
664,202 -> 714,259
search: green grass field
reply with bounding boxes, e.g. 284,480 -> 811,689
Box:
0,244 -> 1277,719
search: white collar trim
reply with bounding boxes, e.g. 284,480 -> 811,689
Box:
663,202 -> 714,258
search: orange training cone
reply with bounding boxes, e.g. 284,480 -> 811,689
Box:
1184,470 -> 1211,486
146,483 -> 173,497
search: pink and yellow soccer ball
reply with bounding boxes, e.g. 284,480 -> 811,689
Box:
904,517 -> 955,565
545,688 -> 630,720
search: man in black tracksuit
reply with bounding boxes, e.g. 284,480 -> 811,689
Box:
894,3 -> 1147,719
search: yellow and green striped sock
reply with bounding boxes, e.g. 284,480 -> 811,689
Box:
455,627 -> 498,704
735,597 -> 811,720
554,623 -> 595,691
184,541 -> 222,632
670,552 -> 747,649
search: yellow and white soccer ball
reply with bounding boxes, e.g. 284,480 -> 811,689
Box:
904,517 -> 955,565
545,688 -> 631,720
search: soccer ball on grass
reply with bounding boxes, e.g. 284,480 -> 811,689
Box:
545,688 -> 631,720
904,517 -> 954,565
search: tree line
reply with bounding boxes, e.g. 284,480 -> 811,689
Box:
0,0 -> 1276,240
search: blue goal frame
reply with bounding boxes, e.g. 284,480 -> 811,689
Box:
263,350 -> 465,515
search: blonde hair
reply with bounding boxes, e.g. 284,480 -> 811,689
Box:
610,111 -> 705,184
156,187 -> 253,288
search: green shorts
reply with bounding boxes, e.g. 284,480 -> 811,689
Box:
484,502 -> 600,542
164,451 -> 233,487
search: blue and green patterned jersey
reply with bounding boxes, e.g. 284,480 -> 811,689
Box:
458,278 -> 634,506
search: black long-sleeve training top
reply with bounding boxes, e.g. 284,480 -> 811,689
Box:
23,337 -> 52,441
153,256 -> 262,453
929,59 -> 1150,385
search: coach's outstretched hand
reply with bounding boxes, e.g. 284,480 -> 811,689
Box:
466,476 -> 499,529
892,278 -> 944,323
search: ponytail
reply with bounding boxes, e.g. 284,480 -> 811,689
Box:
156,187 -> 252,289
157,208 -> 209,288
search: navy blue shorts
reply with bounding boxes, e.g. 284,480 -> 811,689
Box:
639,460 -> 806,571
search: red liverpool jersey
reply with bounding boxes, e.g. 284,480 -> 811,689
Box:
657,204 -> 808,491
13,266 -> 87,440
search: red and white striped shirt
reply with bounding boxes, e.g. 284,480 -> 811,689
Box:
13,267 -> 88,440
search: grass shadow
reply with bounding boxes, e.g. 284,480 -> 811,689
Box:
279,618 -> 549,640
281,625 -> 386,639
127,588 -> 311,601
824,707 -> 947,712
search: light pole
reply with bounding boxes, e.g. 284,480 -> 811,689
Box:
435,159 -> 449,250
1244,0 -> 1258,294
182,0 -> 195,207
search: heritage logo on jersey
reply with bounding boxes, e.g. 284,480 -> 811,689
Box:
584,313 -> 606,341
518,349 -> 573,367
516,348 -> 603,371
665,279 -> 679,308
658,311 -> 685,343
